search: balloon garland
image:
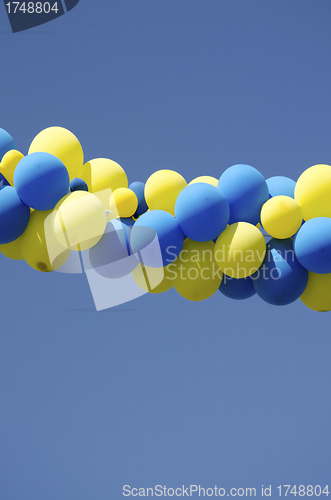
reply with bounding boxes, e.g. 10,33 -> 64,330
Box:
0,126 -> 330,312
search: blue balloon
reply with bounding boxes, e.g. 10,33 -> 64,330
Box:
175,183 -> 230,242
0,173 -> 10,189
129,181 -> 148,217
0,128 -> 16,161
218,164 -> 269,225
14,152 -> 69,211
0,186 -> 30,244
294,217 -> 331,274
219,275 -> 256,300
130,210 -> 184,267
252,238 -> 308,305
70,177 -> 88,192
266,176 -> 296,198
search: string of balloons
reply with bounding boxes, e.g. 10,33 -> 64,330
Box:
0,126 -> 330,312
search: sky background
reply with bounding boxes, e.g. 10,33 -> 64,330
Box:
1,1 -> 331,498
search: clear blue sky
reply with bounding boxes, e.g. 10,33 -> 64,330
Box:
0,1 -> 331,499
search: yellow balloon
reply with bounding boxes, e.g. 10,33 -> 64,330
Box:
145,169 -> 187,215
20,210 -> 70,272
260,195 -> 302,239
109,188 -> 138,218
172,239 -> 222,301
79,158 -> 128,193
0,237 -> 23,260
0,150 -> 24,185
301,272 -> 331,312
132,263 -> 174,294
295,164 -> 331,220
189,175 -> 218,187
28,126 -> 84,181
53,191 -> 106,251
214,222 -> 266,278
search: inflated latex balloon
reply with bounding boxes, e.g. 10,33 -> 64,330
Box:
0,128 -> 16,161
129,181 -> 148,217
79,158 -> 128,194
20,209 -> 70,272
294,164 -> 331,220
218,164 -> 269,225
130,209 -> 183,267
144,169 -> 187,215
28,126 -> 83,180
189,176 -> 218,187
173,239 -> 222,301
214,222 -> 266,278
53,191 -> 107,251
266,176 -> 296,198
109,188 -> 138,218
294,217 -> 331,274
0,236 -> 23,260
253,238 -> 308,305
0,150 -> 24,186
132,262 -> 174,294
0,186 -> 30,244
175,183 -> 230,242
300,272 -> 331,311
88,218 -> 138,279
219,275 -> 256,300
260,195 -> 302,239
14,152 -> 69,211
70,177 -> 88,192
0,174 -> 10,188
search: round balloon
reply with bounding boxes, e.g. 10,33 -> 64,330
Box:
70,177 -> 88,192
214,222 -> 266,278
173,239 -> 222,301
144,169 -> 187,215
79,158 -> 128,195
266,175 -> 296,198
294,217 -> 331,274
252,238 -> 308,305
130,210 -> 184,267
132,262 -> 174,294
294,164 -> 331,220
0,236 -> 23,260
189,176 -> 218,187
0,128 -> 16,161
260,195 -> 302,239
0,186 -> 30,244
53,191 -> 106,251
14,152 -> 70,210
218,164 -> 269,225
129,181 -> 148,217
175,183 -> 230,242
219,275 -> 256,300
20,209 -> 70,272
28,126 -> 83,181
109,188 -> 138,218
300,272 -> 331,312
0,150 -> 24,186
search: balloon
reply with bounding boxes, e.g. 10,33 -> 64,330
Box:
0,128 -> 16,161
20,209 -> 70,272
219,275 -> 256,300
218,164 -> 269,225
214,222 -> 266,278
252,238 -> 308,305
300,272 -> 331,312
70,177 -> 88,192
14,152 -> 69,211
294,164 -> 331,220
132,262 -> 174,294
129,181 -> 148,217
145,169 -> 187,215
266,175 -> 296,198
79,158 -> 128,194
189,176 -> 218,187
293,217 -> 331,274
88,218 -> 138,279
175,183 -> 230,242
53,191 -> 106,251
0,236 -> 23,260
130,210 -> 184,267
173,239 -> 222,301
0,174 -> 10,188
0,186 -> 30,244
109,188 -> 138,218
28,126 -> 83,181
260,195 -> 302,239
0,150 -> 24,186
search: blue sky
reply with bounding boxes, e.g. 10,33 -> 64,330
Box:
0,1 -> 331,499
